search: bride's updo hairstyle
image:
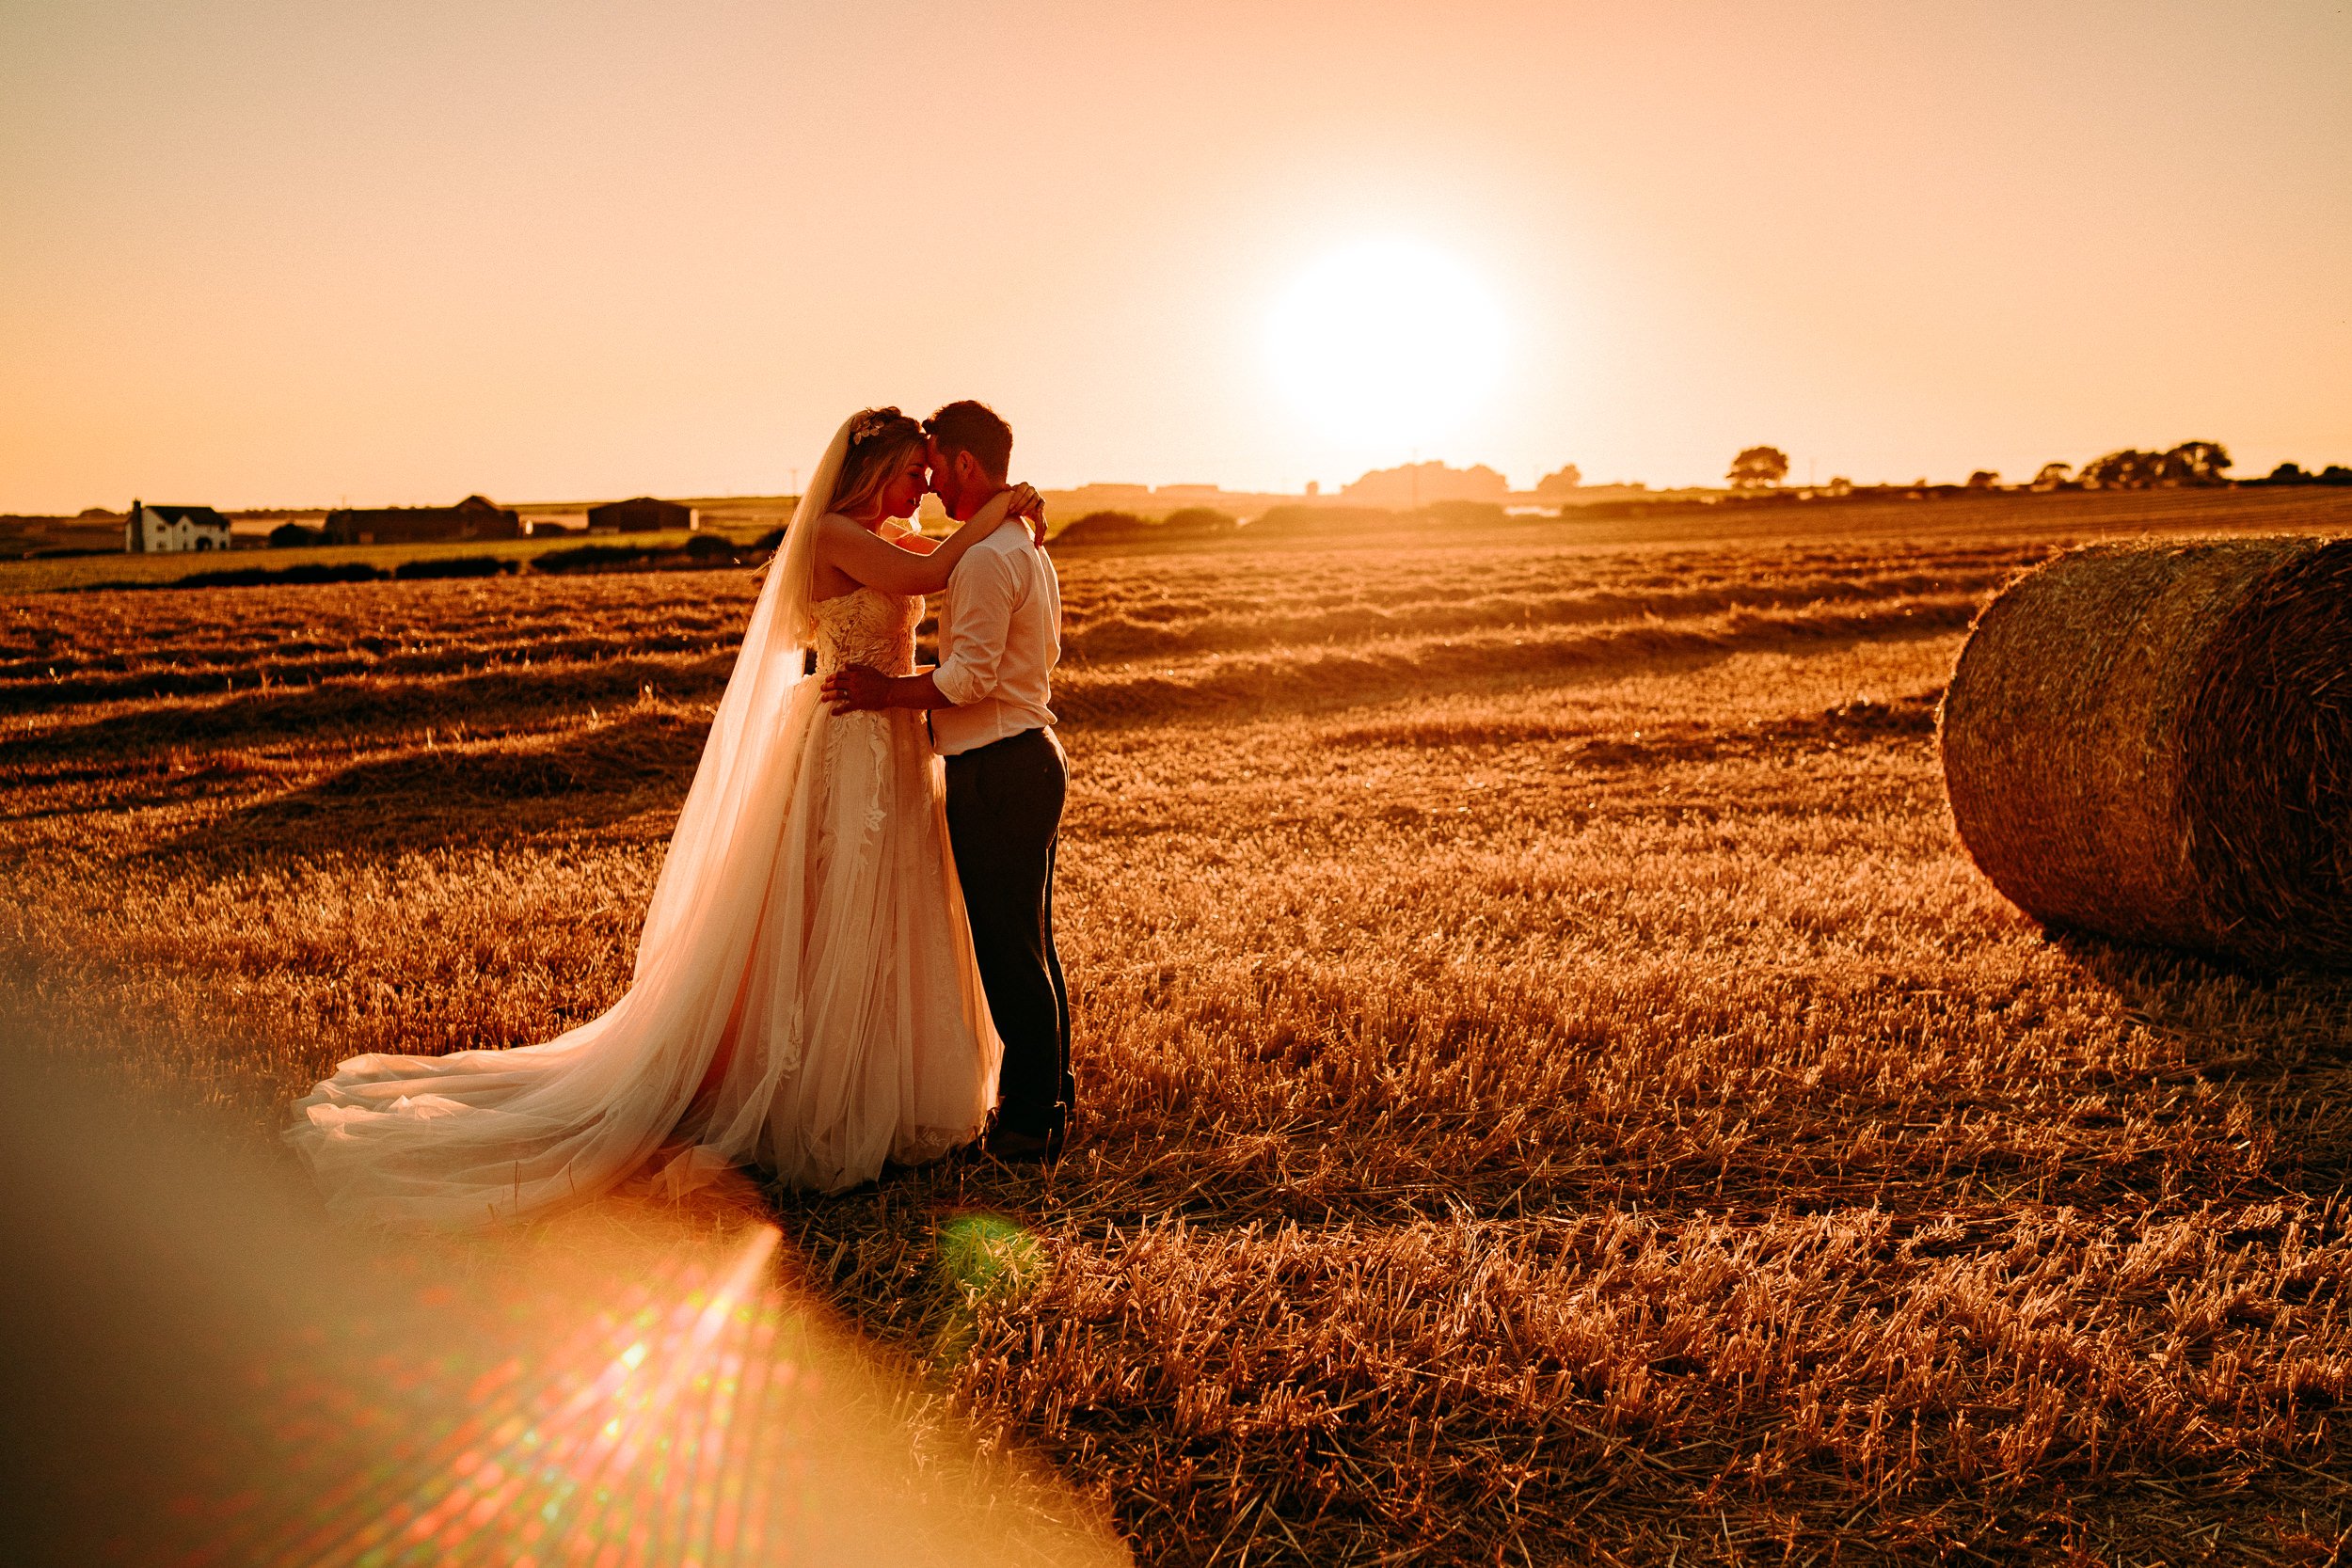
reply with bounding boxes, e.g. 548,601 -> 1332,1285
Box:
826,406 -> 926,519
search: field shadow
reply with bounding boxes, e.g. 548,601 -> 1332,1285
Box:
3,657 -> 728,774
2056,933 -> 2352,1193
153,707 -> 702,868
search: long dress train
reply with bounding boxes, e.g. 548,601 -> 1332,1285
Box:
287,583 -> 1000,1226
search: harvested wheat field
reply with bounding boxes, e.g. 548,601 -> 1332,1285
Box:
6,488 -> 2352,1564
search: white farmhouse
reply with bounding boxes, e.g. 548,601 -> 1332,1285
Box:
125,499 -> 232,553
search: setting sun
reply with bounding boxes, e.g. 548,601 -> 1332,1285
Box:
1264,239 -> 1508,452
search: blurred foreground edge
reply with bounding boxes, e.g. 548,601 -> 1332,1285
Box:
0,1035 -> 1127,1568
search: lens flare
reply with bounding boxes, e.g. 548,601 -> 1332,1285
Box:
930,1212 -> 1046,1364
215,1224 -> 789,1567
0,1048 -> 1126,1568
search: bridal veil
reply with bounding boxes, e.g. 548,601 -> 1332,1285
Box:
289,417 -> 916,1225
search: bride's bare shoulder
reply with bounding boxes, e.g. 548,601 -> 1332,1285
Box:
808,512 -> 868,549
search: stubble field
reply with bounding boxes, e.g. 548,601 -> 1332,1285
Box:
6,486 -> 2352,1563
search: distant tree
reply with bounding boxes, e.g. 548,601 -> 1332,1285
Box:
1535,464 -> 1583,498
1966,469 -> 2001,490
2080,442 -> 2233,489
268,521 -> 325,548
1054,507 -> 1235,546
1726,446 -> 1790,490
1051,510 -> 1150,546
2158,440 -> 2232,485
2029,462 -> 2074,491
2266,461 -> 2311,483
1825,476 -> 1853,497
2079,449 -> 2162,489
2323,465 -> 2352,486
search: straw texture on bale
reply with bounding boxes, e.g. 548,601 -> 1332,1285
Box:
1940,535 -> 2352,969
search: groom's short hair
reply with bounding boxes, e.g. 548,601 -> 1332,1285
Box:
924,401 -> 1013,483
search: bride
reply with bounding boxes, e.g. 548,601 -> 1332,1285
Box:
289,408 -> 1042,1225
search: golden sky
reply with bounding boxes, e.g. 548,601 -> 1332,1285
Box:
3,1 -> 2346,511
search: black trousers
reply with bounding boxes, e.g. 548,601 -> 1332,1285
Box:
944,727 -> 1071,1138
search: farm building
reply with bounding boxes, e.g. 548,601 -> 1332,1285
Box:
322,495 -> 521,546
586,496 -> 694,533
124,500 -> 232,553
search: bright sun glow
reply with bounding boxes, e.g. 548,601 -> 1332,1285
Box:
1265,239 -> 1508,448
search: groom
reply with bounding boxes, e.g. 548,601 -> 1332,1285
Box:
820,401 -> 1073,1163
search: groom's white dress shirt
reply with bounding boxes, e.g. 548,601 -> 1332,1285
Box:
930,524 -> 1060,755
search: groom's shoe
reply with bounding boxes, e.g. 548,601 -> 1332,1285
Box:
983,1127 -> 1055,1163
983,1109 -> 1066,1165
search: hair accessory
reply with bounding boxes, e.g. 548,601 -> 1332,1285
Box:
849,408 -> 905,447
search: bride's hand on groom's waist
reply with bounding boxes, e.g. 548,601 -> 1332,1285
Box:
822,663 -> 890,714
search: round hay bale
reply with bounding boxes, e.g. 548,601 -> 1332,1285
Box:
1939,535 -> 2352,969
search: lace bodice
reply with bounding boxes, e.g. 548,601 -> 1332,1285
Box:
809,586 -> 921,677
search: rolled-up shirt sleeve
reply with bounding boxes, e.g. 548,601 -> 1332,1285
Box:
930,549 -> 1018,706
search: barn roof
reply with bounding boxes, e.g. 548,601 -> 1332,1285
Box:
144,504 -> 230,527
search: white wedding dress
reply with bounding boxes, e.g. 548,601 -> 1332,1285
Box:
289,420 -> 1002,1227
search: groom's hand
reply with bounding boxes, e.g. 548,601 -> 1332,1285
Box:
822,663 -> 891,714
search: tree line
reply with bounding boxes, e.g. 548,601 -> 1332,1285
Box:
1724,441 -> 2351,493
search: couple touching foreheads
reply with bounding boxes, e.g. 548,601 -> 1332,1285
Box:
291,401 -> 1073,1226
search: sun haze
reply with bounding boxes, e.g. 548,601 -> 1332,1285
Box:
2,0 -> 2347,510
1266,239 -> 1508,454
